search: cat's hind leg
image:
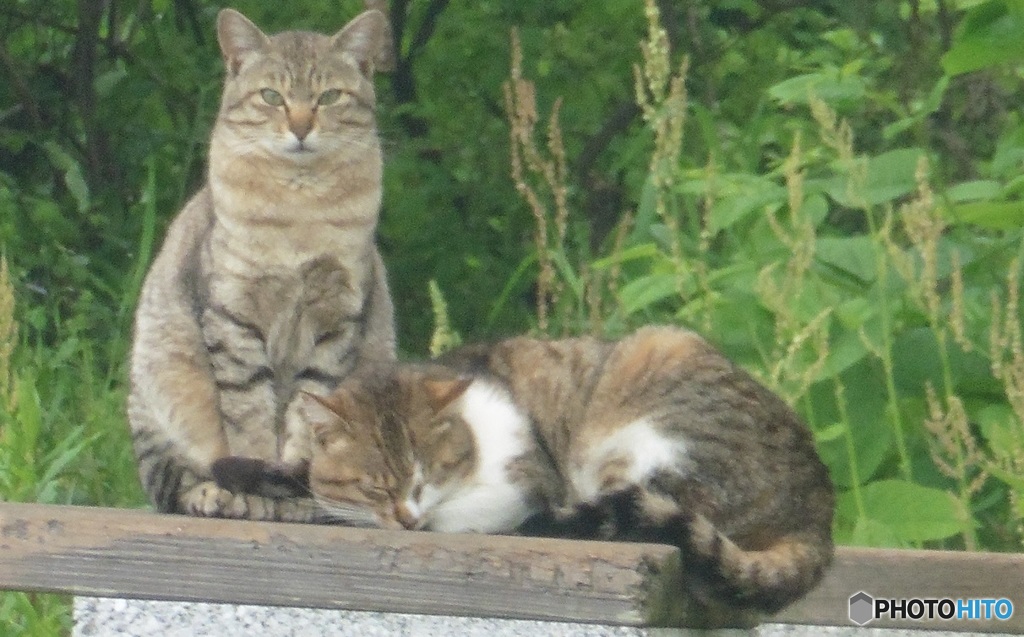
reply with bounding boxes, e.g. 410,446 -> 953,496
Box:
568,482 -> 830,616
517,499 -> 613,539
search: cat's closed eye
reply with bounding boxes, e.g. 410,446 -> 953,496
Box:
361,480 -> 390,501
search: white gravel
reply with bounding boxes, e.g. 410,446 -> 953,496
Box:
73,598 -> 1017,637
73,599 -> 658,637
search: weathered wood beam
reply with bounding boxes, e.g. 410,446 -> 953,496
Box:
3,503 -> 1023,632
0,502 -> 684,626
778,545 -> 1024,633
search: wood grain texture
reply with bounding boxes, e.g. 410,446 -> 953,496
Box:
0,502 -> 683,626
2,503 -> 1023,632
776,546 -> 1024,633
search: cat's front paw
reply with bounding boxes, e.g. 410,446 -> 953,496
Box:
275,497 -> 318,523
181,480 -> 275,519
181,480 -> 235,517
180,481 -> 317,522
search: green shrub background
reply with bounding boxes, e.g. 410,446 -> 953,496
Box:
1,0 -> 1023,632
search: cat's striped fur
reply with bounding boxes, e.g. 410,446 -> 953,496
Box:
438,326 -> 834,617
127,8 -> 395,521
214,326 -> 834,617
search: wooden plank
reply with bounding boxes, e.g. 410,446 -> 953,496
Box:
3,503 -> 1024,632
776,546 -> 1024,633
0,502 -> 684,627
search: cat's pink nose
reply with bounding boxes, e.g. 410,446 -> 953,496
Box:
288,109 -> 314,140
394,503 -> 419,530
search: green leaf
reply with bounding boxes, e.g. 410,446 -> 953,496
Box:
841,479 -> 964,545
975,403 -> 1024,460
768,68 -> 866,106
629,177 -> 659,244
816,322 -> 871,380
37,431 -> 92,504
590,243 -> 661,271
833,296 -> 876,329
946,201 -> 1024,229
816,235 -> 879,284
818,359 -> 892,488
550,250 -> 583,301
707,175 -> 787,233
826,148 -> 924,208
813,422 -> 847,444
94,61 -> 128,97
986,463 -> 1024,495
617,273 -> 679,316
942,0 -> 1024,76
848,516 -> 903,548
945,179 -> 1002,203
882,77 -> 950,140
41,141 -> 90,213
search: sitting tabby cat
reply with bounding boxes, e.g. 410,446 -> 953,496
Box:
213,326 -> 835,617
127,7 -> 396,521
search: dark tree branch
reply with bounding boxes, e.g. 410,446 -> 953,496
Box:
71,0 -> 113,190
408,0 -> 449,58
387,0 -> 450,138
0,43 -> 43,129
575,101 -> 639,182
390,0 -> 409,57
907,0 -> 923,55
573,101 -> 641,249
654,0 -> 685,55
172,0 -> 204,44
108,0 -> 119,45
937,0 -> 954,52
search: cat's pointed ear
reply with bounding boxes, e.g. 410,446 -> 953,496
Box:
331,10 -> 389,77
299,390 -> 353,447
300,391 -> 338,448
299,390 -> 344,421
422,377 -> 473,413
362,0 -> 396,73
217,9 -> 270,77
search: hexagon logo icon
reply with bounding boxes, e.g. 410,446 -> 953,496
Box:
849,591 -> 875,626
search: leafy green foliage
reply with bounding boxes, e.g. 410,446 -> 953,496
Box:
505,0 -> 1024,554
1,0 -> 1024,631
942,0 -> 1024,76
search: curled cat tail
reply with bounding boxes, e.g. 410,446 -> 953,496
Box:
676,510 -> 832,614
557,488 -> 832,615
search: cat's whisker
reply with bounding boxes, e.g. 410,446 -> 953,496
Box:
313,495 -> 381,528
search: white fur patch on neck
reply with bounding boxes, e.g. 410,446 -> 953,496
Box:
571,418 -> 690,502
420,379 -> 539,533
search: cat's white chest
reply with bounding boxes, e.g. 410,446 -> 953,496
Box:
414,381 -> 539,533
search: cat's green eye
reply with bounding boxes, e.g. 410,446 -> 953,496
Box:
260,88 -> 285,106
317,89 -> 343,106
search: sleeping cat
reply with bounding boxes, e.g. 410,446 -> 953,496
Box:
127,7 -> 396,521
213,325 -> 834,617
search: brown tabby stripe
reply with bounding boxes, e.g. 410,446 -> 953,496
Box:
207,304 -> 266,341
214,366 -> 275,392
294,367 -> 341,386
